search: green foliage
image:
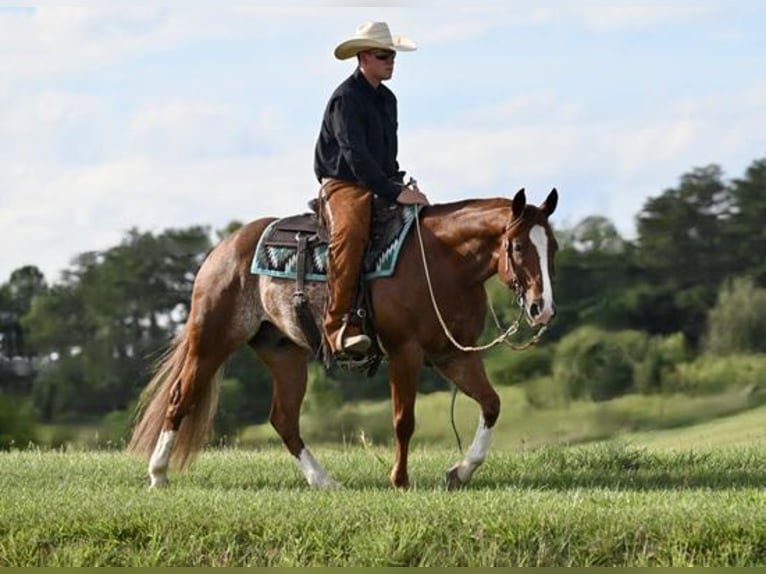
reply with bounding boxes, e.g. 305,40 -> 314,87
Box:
704,276 -> 766,355
96,409 -> 133,447
553,326 -> 635,401
301,365 -> 370,443
304,364 -> 343,414
485,345 -> 553,386
0,395 -> 38,448
213,378 -> 249,444
633,332 -> 689,394
222,347 -> 273,423
522,375 -> 570,409
666,354 -> 766,397
31,355 -> 86,422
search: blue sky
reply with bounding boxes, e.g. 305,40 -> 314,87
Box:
1,2 -> 764,283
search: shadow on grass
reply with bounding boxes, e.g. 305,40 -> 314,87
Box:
170,444 -> 766,493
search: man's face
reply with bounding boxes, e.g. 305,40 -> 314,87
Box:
361,49 -> 396,81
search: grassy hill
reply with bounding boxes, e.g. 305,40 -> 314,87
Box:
238,383 -> 763,452
614,403 -> 766,451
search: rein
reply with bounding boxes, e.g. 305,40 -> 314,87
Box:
413,207 -> 547,353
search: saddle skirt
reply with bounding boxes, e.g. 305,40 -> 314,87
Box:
250,203 -> 422,282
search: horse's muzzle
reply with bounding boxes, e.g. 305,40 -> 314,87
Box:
528,299 -> 556,326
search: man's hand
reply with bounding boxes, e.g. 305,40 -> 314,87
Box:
396,186 -> 430,205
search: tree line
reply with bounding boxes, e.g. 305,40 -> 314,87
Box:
1,157 -> 765,442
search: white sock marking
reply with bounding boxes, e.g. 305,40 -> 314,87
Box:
296,448 -> 339,489
148,429 -> 176,487
457,415 -> 493,483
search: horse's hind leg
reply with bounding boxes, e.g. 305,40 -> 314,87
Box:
148,348 -> 229,487
254,341 -> 339,489
434,353 -> 500,490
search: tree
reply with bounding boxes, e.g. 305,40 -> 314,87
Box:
5,266 -> 47,316
636,164 -> 732,290
0,265 -> 47,359
727,158 -> 766,284
553,217 -> 643,336
22,226 -> 214,421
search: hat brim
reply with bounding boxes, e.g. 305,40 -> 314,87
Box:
334,36 -> 416,60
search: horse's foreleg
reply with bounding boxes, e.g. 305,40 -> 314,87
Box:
388,343 -> 423,489
445,414 -> 494,490
256,343 -> 339,489
435,355 -> 500,490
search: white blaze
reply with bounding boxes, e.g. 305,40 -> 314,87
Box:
529,225 -> 554,318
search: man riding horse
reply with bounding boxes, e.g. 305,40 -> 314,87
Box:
314,21 -> 429,357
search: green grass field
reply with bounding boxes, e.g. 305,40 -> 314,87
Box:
3,415 -> 766,567
4,389 -> 766,566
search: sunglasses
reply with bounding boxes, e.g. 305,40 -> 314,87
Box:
370,50 -> 396,61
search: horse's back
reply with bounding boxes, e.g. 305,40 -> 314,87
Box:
198,217 -> 275,278
189,217 -> 278,345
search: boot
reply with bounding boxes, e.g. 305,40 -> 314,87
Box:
322,179 -> 372,355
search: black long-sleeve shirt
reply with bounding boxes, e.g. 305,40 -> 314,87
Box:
314,69 -> 402,202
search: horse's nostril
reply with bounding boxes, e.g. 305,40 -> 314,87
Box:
530,302 -> 540,318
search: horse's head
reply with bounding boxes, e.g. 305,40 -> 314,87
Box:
498,188 -> 559,327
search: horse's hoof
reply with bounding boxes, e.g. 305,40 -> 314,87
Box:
320,478 -> 342,490
310,476 -> 341,489
445,465 -> 464,491
149,474 -> 169,488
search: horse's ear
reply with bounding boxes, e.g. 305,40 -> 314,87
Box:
512,188 -> 526,218
541,188 -> 558,217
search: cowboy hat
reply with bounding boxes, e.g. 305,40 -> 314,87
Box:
334,21 -> 417,60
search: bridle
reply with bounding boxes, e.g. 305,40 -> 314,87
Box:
414,207 -> 549,455
497,218 -> 526,309
414,208 -> 547,353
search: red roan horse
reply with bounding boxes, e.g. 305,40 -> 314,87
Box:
128,188 -> 558,489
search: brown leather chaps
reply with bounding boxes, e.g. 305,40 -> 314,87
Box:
320,178 -> 372,352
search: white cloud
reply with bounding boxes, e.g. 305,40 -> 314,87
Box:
402,78 -> 766,239
1,3 -> 764,283
0,150 -> 318,283
0,90 -> 113,162
584,3 -> 719,31
128,101 -> 285,160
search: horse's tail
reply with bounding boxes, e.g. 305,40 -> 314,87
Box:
126,327 -> 222,469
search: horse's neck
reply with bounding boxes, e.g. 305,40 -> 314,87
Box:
423,199 -> 512,283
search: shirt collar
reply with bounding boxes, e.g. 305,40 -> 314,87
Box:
353,67 -> 381,95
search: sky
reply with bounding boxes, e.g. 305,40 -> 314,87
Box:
1,1 -> 764,284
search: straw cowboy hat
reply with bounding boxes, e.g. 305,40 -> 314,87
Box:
334,21 -> 417,60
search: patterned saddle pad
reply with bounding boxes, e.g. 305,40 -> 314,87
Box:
250,203 -> 421,282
